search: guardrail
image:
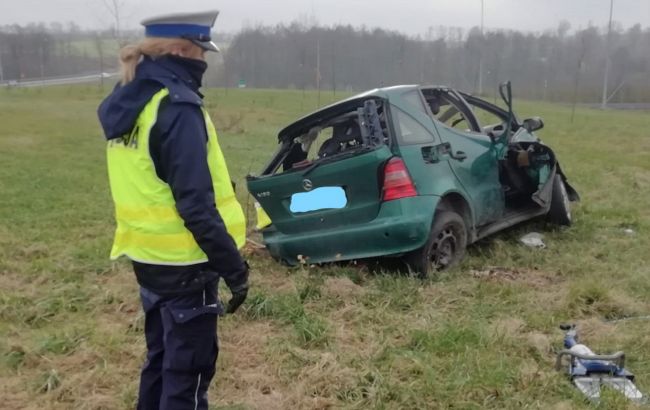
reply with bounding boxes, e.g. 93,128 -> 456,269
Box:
0,72 -> 118,88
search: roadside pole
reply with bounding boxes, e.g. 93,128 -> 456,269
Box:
601,0 -> 614,109
316,39 -> 321,108
477,0 -> 484,96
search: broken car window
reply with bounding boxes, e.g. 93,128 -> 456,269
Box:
422,89 -> 479,133
464,100 -> 510,138
275,99 -> 388,174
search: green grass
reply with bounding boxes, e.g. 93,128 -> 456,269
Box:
1,84 -> 649,409
68,39 -> 121,60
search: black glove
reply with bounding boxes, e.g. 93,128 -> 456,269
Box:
225,261 -> 250,314
226,283 -> 248,314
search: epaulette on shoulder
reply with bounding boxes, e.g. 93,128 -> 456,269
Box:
160,78 -> 203,106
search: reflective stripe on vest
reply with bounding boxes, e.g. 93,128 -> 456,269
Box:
107,88 -> 246,265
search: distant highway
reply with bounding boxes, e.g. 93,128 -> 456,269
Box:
0,72 -> 118,88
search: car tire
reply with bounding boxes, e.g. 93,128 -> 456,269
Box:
405,211 -> 467,278
547,174 -> 572,226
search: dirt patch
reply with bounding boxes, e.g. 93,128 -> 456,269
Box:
0,376 -> 32,410
323,277 -> 365,300
470,266 -> 562,288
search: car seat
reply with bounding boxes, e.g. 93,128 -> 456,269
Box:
318,122 -> 362,158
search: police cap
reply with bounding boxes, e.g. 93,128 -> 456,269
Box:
141,10 -> 220,52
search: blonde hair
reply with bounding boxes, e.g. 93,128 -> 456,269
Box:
119,37 -> 202,85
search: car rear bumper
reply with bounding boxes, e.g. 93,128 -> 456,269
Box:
261,195 -> 439,265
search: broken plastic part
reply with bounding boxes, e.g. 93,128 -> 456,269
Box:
358,100 -> 384,148
574,377 -> 644,403
519,232 -> 545,248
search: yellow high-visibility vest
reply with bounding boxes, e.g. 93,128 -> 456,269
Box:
255,201 -> 272,230
107,88 -> 246,265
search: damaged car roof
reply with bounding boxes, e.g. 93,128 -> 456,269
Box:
277,85 -> 419,140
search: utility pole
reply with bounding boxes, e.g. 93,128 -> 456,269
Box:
477,0 -> 484,95
95,33 -> 105,88
0,49 -> 4,83
331,41 -> 336,97
316,39 -> 321,107
601,0 -> 614,109
0,36 -> 4,83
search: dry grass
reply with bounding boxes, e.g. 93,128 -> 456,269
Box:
1,85 -> 649,409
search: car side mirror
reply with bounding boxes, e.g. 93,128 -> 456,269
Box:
522,117 -> 544,132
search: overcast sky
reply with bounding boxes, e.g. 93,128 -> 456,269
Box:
2,0 -> 649,35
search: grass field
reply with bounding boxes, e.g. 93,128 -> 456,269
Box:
1,84 -> 649,409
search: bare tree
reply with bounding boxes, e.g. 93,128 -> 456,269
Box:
100,0 -> 126,45
94,32 -> 106,87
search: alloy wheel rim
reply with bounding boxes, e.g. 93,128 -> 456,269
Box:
431,227 -> 457,269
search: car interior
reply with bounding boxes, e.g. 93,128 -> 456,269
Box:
420,88 -> 553,211
277,100 -> 390,174
421,89 -> 480,133
317,115 -> 364,158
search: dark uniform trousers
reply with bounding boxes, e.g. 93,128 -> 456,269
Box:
137,282 -> 223,410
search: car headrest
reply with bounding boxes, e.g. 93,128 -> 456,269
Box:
428,99 -> 441,115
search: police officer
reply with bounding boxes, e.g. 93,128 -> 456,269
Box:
97,10 -> 248,410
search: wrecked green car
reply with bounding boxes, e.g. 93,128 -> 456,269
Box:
247,83 -> 579,276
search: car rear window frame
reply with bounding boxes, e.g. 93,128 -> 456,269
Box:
256,98 -> 393,177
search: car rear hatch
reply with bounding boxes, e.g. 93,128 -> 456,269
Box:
247,97 -> 395,234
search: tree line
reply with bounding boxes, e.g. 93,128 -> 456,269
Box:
0,23 -> 116,81
223,22 -> 650,103
1,21 -> 649,103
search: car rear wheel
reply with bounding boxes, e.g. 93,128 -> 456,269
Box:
405,211 -> 467,278
547,175 -> 572,226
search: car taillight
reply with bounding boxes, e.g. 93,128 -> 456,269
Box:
382,157 -> 417,201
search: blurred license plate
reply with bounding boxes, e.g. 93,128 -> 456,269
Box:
290,186 -> 347,213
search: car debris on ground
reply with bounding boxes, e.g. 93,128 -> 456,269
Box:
519,232 -> 546,248
556,324 -> 645,404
